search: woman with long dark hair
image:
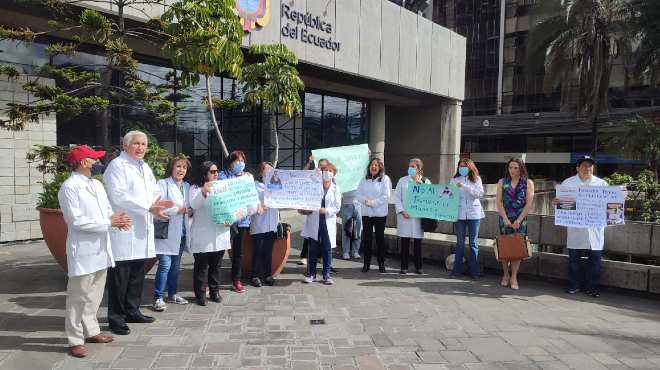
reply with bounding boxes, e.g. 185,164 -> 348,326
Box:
356,158 -> 391,273
496,158 -> 535,290
188,161 -> 231,306
449,158 -> 485,279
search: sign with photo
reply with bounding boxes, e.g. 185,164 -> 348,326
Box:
555,186 -> 625,228
263,169 -> 324,210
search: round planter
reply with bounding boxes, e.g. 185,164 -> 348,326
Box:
38,207 -> 68,271
229,227 -> 291,278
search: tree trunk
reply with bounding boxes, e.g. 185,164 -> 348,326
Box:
100,69 -> 112,148
589,110 -> 599,156
271,114 -> 279,167
206,76 -> 229,159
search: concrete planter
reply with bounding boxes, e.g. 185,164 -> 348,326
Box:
38,208 -> 68,271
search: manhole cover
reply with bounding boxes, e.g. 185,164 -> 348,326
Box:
310,319 -> 326,325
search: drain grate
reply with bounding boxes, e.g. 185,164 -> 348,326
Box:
310,319 -> 326,325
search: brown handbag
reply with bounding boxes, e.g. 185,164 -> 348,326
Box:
495,233 -> 531,261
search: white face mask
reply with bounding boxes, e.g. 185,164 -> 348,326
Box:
321,171 -> 334,181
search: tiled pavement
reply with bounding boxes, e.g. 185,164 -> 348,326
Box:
1,241 -> 660,370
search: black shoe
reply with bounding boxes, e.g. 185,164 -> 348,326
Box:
263,276 -> 275,286
415,269 -> 424,275
448,271 -> 460,278
361,264 -> 370,273
586,289 -> 600,298
196,297 -> 207,306
126,314 -> 155,324
109,324 -> 130,335
251,277 -> 262,287
470,275 -> 482,281
399,269 -> 407,275
565,288 -> 581,294
378,262 -> 386,273
210,291 -> 222,303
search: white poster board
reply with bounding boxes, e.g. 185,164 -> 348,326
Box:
263,169 -> 324,210
555,186 -> 625,228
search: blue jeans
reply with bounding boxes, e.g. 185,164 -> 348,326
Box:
568,249 -> 602,291
453,219 -> 481,277
340,202 -> 362,257
154,237 -> 184,299
308,232 -> 332,279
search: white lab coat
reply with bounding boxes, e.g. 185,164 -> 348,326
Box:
449,175 -> 485,220
301,182 -> 342,249
188,185 -> 231,253
394,176 -> 431,238
58,172 -> 115,277
155,177 -> 190,255
562,175 -> 608,250
356,175 -> 392,218
250,181 -> 280,235
103,151 -> 160,261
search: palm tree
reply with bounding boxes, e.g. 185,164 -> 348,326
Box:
633,0 -> 660,86
528,0 -> 635,155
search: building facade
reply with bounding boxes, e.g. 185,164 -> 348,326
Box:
0,0 -> 466,243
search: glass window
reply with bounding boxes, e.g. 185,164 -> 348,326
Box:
322,95 -> 348,147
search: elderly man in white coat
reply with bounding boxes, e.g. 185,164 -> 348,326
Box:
555,155 -> 608,298
103,131 -> 173,335
58,145 -> 132,358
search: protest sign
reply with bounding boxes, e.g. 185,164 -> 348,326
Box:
311,144 -> 369,193
263,169 -> 324,210
208,175 -> 260,224
405,182 -> 460,221
555,185 -> 625,228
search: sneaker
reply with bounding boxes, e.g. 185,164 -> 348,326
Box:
303,275 -> 316,284
233,280 -> 246,293
263,276 -> 275,286
342,254 -> 350,260
152,297 -> 166,312
323,275 -> 334,285
399,269 -> 408,275
415,269 -> 424,275
166,295 -> 188,305
252,277 -> 262,287
298,258 -> 307,266
565,288 -> 581,294
352,253 -> 361,259
586,289 -> 600,298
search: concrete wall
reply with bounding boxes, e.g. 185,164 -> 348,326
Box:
0,76 -> 56,243
75,0 -> 466,101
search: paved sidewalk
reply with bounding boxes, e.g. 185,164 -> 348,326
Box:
1,241 -> 660,370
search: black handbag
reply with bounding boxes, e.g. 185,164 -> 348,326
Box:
421,218 -> 438,233
344,217 -> 360,241
153,185 -> 169,239
275,222 -> 289,240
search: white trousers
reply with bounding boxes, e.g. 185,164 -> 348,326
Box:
65,269 -> 107,346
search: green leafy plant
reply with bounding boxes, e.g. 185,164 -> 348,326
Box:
606,115 -> 659,179
605,170 -> 660,223
26,145 -> 72,209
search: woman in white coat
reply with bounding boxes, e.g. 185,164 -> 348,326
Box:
394,158 -> 431,274
356,158 -> 392,273
58,145 -> 131,357
449,159 -> 485,279
152,156 -> 192,312
300,162 -> 341,285
188,161 -> 231,306
250,161 -> 280,287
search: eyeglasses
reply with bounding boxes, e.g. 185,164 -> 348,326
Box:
209,169 -> 219,174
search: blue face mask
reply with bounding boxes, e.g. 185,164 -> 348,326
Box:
458,167 -> 469,177
407,166 -> 416,177
232,161 -> 245,173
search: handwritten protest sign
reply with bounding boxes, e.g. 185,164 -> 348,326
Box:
405,182 -> 460,221
311,144 -> 369,193
263,169 -> 324,210
555,186 -> 625,228
208,175 -> 260,224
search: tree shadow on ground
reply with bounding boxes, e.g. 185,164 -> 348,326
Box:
0,259 -> 67,295
0,335 -> 67,353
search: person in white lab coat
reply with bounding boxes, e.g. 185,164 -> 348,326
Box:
58,145 -> 131,358
250,161 -> 280,287
356,158 -> 391,273
301,162 -> 341,285
449,159 -> 485,279
189,161 -> 232,306
555,155 -> 608,297
394,158 -> 431,274
103,131 -> 173,335
151,155 -> 192,312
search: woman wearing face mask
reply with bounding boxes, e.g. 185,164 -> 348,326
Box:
152,155 -> 192,312
356,158 -> 391,273
189,161 -> 231,306
448,159 -> 485,279
299,157 -> 330,266
300,162 -> 341,285
250,161 -> 279,287
219,150 -> 250,293
394,158 -> 430,274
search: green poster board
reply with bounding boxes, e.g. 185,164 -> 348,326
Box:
405,182 -> 460,221
311,144 -> 369,193
208,175 -> 260,224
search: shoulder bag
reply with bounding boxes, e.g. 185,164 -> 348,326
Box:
153,184 -> 170,239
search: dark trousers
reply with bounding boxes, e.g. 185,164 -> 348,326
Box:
301,238 -> 309,259
308,232 -> 332,278
252,231 -> 275,279
400,237 -> 422,271
568,249 -> 602,291
107,258 -> 146,328
362,216 -> 386,265
231,227 -> 249,280
193,251 -> 224,300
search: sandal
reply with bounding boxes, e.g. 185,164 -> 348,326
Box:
501,276 -> 510,287
510,280 -> 519,290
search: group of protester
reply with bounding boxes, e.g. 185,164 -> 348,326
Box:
58,129 -> 607,358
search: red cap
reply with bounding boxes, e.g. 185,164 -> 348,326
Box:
66,145 -> 106,164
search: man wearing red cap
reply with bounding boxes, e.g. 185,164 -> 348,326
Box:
58,145 -> 132,358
